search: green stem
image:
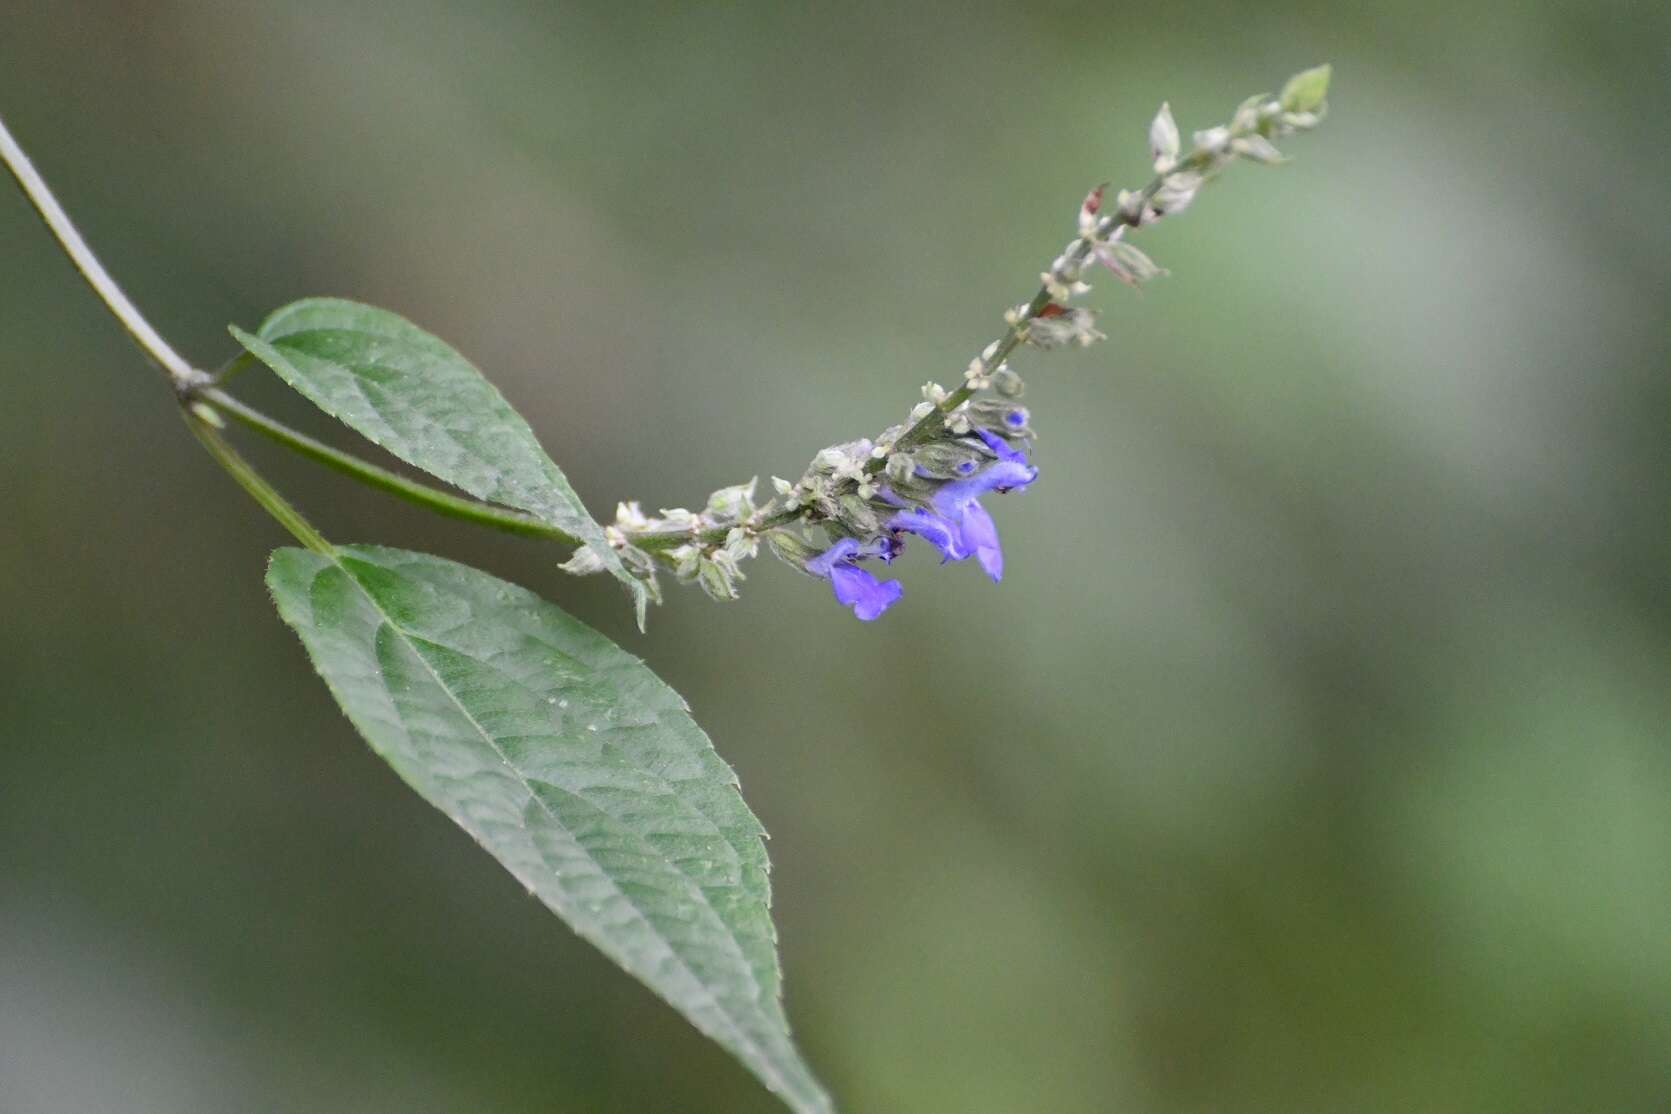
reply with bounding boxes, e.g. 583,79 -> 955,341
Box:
633,505 -> 805,552
635,151 -> 1212,550
202,381 -> 778,554
199,388 -> 581,546
185,408 -> 333,555
2,109 -> 343,553
871,146 -> 1217,471
0,110 -> 202,390
205,379 -> 775,553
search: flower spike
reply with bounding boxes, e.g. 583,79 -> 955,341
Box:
567,66 -> 1331,622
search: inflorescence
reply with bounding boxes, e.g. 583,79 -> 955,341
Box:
560,66 -> 1331,620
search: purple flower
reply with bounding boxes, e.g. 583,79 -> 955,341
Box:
803,430 -> 1035,618
931,431 -> 1036,580
805,537 -> 903,621
884,430 -> 1037,582
976,427 -> 1029,465
886,507 -> 967,563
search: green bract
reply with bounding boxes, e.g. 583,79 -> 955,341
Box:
1280,63 -> 1332,113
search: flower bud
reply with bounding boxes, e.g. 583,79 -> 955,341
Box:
723,527 -> 760,562
766,529 -> 820,574
1279,63 -> 1331,115
1025,304 -> 1107,349
1231,92 -> 1272,133
617,544 -> 658,578
970,398 -> 1031,436
614,501 -> 650,530
657,507 -> 699,533
697,555 -> 739,601
705,478 -> 757,522
668,543 -> 701,581
1192,126 -> 1231,155
806,476 -> 843,520
912,440 -> 983,479
1093,240 -> 1166,286
1231,134 -> 1285,164
558,544 -> 606,576
837,493 -> 882,536
1149,101 -> 1180,171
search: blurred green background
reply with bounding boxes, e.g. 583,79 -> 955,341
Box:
3,2 -> 1668,1111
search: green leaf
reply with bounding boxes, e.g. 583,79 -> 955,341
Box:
230,299 -> 647,623
266,544 -> 831,1113
1280,63 -> 1332,113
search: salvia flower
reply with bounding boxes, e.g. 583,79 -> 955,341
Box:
923,431 -> 1037,580
805,537 -> 903,621
878,429 -> 1037,586
885,506 -> 967,563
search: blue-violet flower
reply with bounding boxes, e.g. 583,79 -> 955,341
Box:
805,537 -> 903,621
886,429 -> 1037,583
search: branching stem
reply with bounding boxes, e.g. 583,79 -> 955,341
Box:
1,93 -> 1288,582
201,388 -> 582,545
0,111 -> 201,390
1,110 -> 341,553
185,411 -> 333,555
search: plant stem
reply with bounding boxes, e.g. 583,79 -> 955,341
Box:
630,124 -> 1250,558
870,146 -> 1216,472
0,111 -> 346,552
633,505 -> 805,552
1,96 -> 1241,571
634,169 -> 1176,550
185,408 -> 333,555
205,378 -> 789,551
200,388 -> 581,545
881,289 -> 1050,462
0,111 -> 201,390
202,380 -> 776,555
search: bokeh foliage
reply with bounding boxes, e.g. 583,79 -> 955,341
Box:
2,1 -> 1668,1111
